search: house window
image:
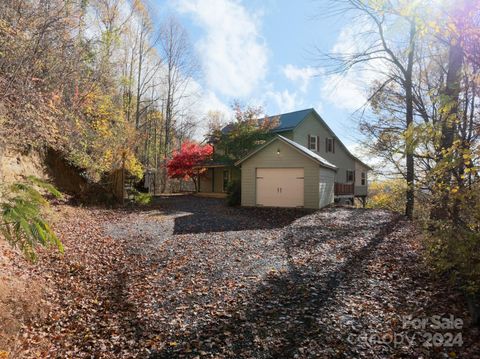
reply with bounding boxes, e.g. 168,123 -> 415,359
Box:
308,135 -> 317,151
346,170 -> 355,183
361,172 -> 366,186
326,138 -> 335,153
222,169 -> 230,192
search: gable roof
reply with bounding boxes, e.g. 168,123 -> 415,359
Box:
235,135 -> 337,170
270,108 -> 314,131
273,109 -> 372,170
222,108 -> 372,170
218,108 -> 314,135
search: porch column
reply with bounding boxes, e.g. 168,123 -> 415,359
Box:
197,168 -> 200,192
211,168 -> 215,192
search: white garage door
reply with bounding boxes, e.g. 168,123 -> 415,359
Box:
256,168 -> 304,207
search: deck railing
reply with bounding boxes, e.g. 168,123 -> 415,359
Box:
334,182 -> 354,195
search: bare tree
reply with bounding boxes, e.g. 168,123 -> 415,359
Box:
320,0 -> 419,218
157,16 -> 198,192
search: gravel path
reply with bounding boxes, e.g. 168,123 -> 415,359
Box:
19,195 -> 478,358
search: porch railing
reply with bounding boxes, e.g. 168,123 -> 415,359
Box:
334,182 -> 354,196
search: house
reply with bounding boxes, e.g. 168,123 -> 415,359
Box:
197,108 -> 371,208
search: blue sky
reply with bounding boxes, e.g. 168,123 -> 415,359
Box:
150,0 -> 372,152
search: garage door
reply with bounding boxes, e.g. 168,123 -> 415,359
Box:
256,168 -> 304,207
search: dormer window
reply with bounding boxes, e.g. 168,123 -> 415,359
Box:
308,135 -> 318,151
326,138 -> 335,153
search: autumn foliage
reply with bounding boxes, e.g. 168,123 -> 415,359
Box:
167,142 -> 213,190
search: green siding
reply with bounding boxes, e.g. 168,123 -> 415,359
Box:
198,168 -> 213,192
198,166 -> 238,193
354,161 -> 368,196
213,168 -> 224,192
240,139 -> 320,209
275,130 -> 294,140
293,113 -> 355,183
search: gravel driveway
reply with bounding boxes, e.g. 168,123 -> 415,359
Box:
23,195 -> 477,358
101,195 -> 472,358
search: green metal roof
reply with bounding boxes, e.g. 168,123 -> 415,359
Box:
269,108 -> 315,131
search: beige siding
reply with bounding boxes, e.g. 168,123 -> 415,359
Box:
240,139 -> 320,209
293,113 -> 355,183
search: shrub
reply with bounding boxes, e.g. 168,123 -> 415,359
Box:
424,185 -> 480,325
134,191 -> 152,205
226,180 -> 241,206
0,176 -> 63,261
366,179 -> 406,213
425,227 -> 480,295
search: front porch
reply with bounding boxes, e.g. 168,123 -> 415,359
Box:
334,183 -> 354,196
334,183 -> 368,207
334,183 -> 368,197
195,162 -> 240,195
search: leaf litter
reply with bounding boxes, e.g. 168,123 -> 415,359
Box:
10,195 -> 479,358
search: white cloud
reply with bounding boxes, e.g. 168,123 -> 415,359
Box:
320,23 -> 388,111
199,90 -> 232,115
265,89 -> 299,114
184,82 -> 232,140
176,0 -> 268,98
314,102 -> 324,115
321,74 -> 368,111
282,64 -> 318,93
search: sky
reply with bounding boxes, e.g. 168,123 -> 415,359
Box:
150,0 -> 373,154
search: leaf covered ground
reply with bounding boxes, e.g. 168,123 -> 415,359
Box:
4,195 -> 480,358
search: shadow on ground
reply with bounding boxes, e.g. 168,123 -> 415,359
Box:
148,209 -> 405,358
148,195 -> 313,234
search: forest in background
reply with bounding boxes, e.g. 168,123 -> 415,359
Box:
0,0 -> 199,194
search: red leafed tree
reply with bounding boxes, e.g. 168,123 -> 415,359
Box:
167,142 -> 213,191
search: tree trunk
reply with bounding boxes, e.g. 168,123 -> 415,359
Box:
135,24 -> 145,130
404,21 -> 416,219
430,37 -> 464,221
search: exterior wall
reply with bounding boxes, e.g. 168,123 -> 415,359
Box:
198,168 -> 213,192
213,167 -> 224,193
275,130 -> 294,140
319,168 -> 335,208
198,166 -> 239,193
240,139 -> 321,209
292,113 -> 356,184
355,161 -> 368,196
